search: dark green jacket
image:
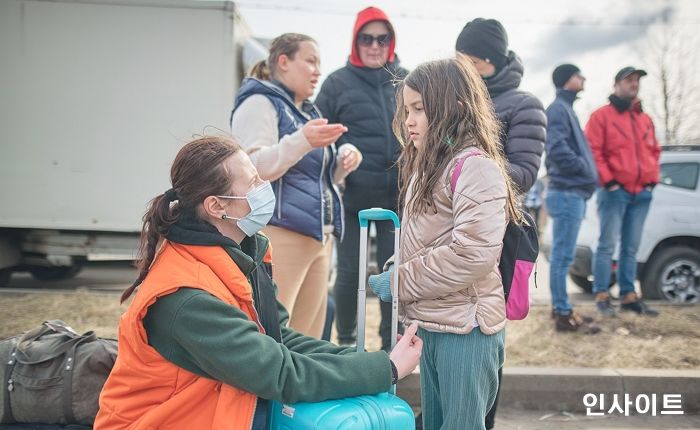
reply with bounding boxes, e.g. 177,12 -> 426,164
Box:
143,219 -> 392,417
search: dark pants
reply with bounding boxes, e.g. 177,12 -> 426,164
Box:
334,208 -> 395,349
322,295 -> 335,342
485,367 -> 502,429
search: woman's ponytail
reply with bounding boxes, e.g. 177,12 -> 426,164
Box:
121,192 -> 178,303
249,60 -> 271,80
120,136 -> 241,304
248,33 -> 316,81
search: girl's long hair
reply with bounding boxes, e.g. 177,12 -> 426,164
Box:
249,33 -> 316,81
392,58 -> 523,223
120,135 -> 241,303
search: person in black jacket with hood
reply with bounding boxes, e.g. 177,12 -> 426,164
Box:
455,18 -> 546,430
316,6 -> 408,352
456,18 -> 546,194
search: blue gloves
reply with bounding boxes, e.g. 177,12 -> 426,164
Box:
368,264 -> 394,302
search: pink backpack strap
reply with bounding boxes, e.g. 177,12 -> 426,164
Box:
450,151 -> 482,193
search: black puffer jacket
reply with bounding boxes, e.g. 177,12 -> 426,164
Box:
485,51 -> 546,193
315,60 -> 408,212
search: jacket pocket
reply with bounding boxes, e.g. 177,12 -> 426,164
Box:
408,293 -> 474,327
8,373 -> 64,423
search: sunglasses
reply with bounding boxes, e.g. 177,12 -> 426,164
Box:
357,33 -> 392,47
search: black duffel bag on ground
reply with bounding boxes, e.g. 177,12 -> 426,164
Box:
0,320 -> 117,426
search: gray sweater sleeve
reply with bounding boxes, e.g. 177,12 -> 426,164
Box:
230,95 -> 313,181
230,94 -> 354,184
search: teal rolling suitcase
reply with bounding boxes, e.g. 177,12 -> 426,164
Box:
269,208 -> 415,430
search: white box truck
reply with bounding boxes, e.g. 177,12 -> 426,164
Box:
0,0 -> 260,284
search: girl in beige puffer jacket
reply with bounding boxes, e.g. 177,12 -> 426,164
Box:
368,58 -> 524,430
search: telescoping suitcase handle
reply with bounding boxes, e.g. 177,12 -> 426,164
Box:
266,209 -> 408,429
357,208 -> 401,392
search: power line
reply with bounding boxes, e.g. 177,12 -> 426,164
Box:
234,1 -> 700,25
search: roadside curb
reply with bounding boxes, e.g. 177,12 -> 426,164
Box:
396,367 -> 700,414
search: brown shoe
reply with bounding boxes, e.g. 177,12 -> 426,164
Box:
595,292 -> 616,317
552,309 -> 594,324
555,313 -> 602,334
595,292 -> 610,301
572,310 -> 595,324
621,292 -> 638,304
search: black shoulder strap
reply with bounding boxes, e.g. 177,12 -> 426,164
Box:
254,265 -> 283,343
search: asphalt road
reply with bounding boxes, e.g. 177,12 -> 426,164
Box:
495,407 -> 700,429
2,262 -> 135,294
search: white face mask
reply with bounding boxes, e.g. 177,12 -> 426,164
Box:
218,181 -> 275,237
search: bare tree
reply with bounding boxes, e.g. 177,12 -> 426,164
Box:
643,20 -> 700,145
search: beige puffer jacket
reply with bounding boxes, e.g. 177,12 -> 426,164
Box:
393,147 -> 508,335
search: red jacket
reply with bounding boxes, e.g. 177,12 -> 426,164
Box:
585,97 -> 660,194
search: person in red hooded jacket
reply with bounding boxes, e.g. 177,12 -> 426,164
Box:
585,66 -> 661,318
316,7 -> 408,353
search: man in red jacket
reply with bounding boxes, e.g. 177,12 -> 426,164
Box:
585,66 -> 661,317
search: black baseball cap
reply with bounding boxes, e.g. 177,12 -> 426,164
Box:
615,66 -> 647,82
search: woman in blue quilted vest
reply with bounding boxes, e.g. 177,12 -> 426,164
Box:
230,33 -> 363,339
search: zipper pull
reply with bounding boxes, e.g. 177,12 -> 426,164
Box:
7,379 -> 13,392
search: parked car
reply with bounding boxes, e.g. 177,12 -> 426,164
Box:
542,145 -> 700,304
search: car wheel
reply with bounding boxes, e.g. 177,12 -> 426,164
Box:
28,264 -> 82,281
641,246 -> 700,303
569,273 -> 593,293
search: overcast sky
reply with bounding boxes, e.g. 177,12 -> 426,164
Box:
236,0 -> 700,139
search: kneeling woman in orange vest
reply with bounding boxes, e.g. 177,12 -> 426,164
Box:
94,135 -> 422,430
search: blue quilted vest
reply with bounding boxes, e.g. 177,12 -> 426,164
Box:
232,78 -> 343,242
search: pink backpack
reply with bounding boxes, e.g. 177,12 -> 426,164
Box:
451,152 -> 538,320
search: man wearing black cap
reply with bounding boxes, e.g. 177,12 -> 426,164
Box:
585,67 -> 660,318
545,64 -> 600,334
455,18 -> 546,194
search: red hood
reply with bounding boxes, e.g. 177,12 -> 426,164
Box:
349,6 -> 396,67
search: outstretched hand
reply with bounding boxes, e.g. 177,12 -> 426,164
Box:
302,119 -> 347,148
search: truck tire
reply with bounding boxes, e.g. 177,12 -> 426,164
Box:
0,268 -> 11,287
29,265 -> 82,281
641,246 -> 700,303
569,273 -> 593,293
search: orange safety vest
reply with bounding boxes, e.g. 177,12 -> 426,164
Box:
95,240 -> 272,430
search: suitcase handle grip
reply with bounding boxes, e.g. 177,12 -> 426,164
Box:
358,208 -> 400,228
